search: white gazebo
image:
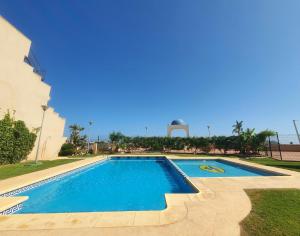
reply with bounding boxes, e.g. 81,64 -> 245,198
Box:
167,119 -> 189,137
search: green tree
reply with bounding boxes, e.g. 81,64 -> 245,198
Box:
109,132 -> 125,152
109,131 -> 125,143
214,136 -> 228,154
240,128 -> 256,154
251,130 -> 276,154
69,124 -> 87,149
190,137 -> 209,154
0,112 -> 37,164
232,120 -> 243,135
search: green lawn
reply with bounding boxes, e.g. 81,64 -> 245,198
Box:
244,158 -> 300,172
241,189 -> 300,236
0,159 -> 81,180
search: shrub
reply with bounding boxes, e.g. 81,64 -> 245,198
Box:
105,124 -> 275,155
97,141 -> 111,153
0,113 -> 37,164
59,143 -> 75,156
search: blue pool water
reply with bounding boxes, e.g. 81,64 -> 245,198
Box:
173,159 -> 283,177
16,157 -> 196,213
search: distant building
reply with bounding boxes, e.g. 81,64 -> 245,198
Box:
167,119 -> 189,137
0,16 -> 66,160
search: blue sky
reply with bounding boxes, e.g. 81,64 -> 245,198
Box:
1,0 -> 300,139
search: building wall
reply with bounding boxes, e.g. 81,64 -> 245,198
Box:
167,125 -> 190,137
0,16 -> 66,160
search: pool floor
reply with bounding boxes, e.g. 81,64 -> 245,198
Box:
173,159 -> 282,177
16,157 -> 196,213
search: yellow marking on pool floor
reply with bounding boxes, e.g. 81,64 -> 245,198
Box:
200,165 -> 225,173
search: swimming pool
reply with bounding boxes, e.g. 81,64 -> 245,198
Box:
15,157 -> 197,213
172,159 -> 284,177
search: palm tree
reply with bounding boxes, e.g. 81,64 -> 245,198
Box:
69,124 -> 85,148
240,128 -> 255,154
232,120 -> 243,135
252,130 -> 276,153
109,132 -> 125,152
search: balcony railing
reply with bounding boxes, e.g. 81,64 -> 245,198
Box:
24,50 -> 46,81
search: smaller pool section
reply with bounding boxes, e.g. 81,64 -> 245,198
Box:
173,159 -> 283,177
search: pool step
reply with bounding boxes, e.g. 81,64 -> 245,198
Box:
0,196 -> 28,215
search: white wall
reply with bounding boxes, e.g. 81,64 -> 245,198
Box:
0,16 -> 66,160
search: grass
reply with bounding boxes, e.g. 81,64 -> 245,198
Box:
244,158 -> 300,172
0,159 -> 81,180
241,189 -> 300,236
67,153 -> 102,158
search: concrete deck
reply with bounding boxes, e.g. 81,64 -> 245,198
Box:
0,156 -> 299,236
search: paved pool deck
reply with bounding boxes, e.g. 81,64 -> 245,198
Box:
0,155 -> 300,236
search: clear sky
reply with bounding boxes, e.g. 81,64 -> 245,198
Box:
1,0 -> 300,139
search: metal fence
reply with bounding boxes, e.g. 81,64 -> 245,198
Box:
266,133 -> 282,160
277,134 -> 299,144
266,133 -> 300,161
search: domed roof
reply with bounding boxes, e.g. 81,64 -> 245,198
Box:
171,119 -> 186,125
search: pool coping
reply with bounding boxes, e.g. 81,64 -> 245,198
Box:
0,155 -> 299,230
